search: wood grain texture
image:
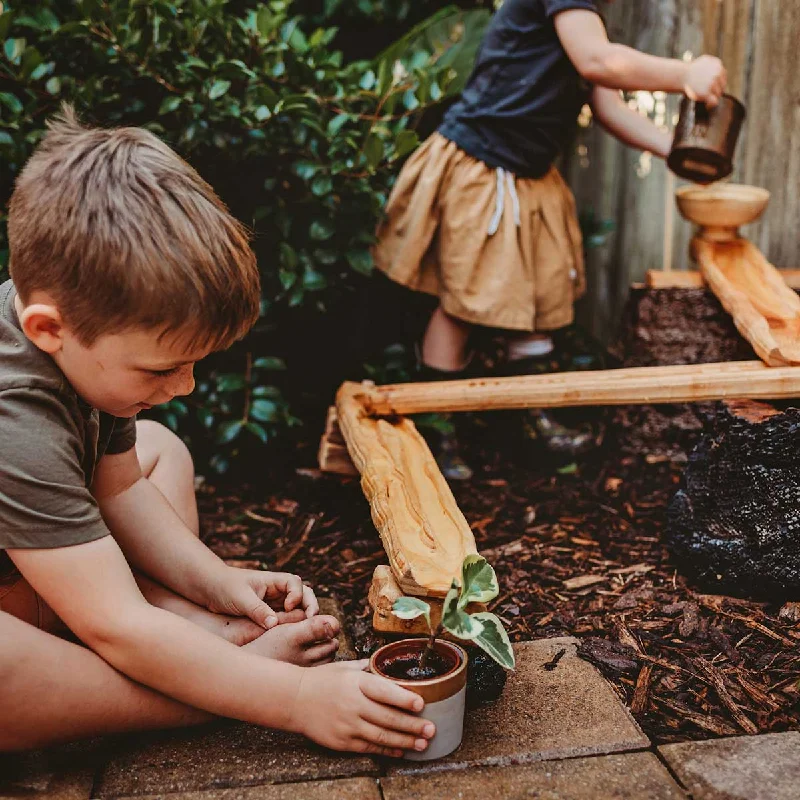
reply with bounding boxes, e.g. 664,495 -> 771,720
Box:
356,363 -> 800,417
336,383 -> 477,597
318,406 -> 358,475
646,269 -> 800,289
369,565 -> 485,634
695,238 -> 800,366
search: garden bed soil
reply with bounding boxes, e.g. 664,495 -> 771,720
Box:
200,287 -> 800,745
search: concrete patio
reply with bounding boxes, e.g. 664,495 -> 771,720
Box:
2,602 -> 798,800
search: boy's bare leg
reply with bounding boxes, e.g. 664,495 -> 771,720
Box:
421,305 -> 471,371
0,609 -> 211,752
132,421 -> 339,665
136,419 -> 200,534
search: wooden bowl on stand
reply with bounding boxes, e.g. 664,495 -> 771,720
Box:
676,184 -> 770,243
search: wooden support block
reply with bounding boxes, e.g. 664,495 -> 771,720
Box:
695,239 -> 800,366
317,406 -> 358,475
352,361 -> 800,418
336,383 -> 478,597
369,565 -> 485,635
646,268 -> 800,290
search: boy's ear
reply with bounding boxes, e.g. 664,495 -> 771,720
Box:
17,301 -> 66,354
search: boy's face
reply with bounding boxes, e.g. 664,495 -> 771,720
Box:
58,327 -> 209,417
16,294 -> 209,417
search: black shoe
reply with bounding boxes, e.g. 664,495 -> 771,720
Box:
499,344 -> 605,463
522,407 -> 599,461
415,361 -> 474,481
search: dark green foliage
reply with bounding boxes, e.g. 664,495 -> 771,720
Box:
0,0 -> 489,471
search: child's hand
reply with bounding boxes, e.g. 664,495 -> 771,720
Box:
207,566 -> 319,629
289,660 -> 435,757
684,56 -> 727,107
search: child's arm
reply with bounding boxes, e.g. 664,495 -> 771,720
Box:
590,86 -> 672,158
9,538 -> 433,756
92,447 -> 310,629
554,10 -> 727,106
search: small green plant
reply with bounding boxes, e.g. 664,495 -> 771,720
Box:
392,554 -> 515,671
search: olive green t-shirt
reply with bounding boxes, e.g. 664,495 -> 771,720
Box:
0,280 -> 137,573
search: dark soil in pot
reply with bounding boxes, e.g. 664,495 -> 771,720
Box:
381,651 -> 454,681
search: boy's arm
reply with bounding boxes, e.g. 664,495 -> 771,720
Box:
590,86 -> 672,158
92,446 -> 228,609
554,10 -> 727,105
92,447 -> 314,629
8,537 -> 431,755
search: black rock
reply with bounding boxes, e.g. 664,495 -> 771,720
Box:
666,403 -> 800,598
466,649 -> 508,707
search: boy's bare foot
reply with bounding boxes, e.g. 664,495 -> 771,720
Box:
244,615 -> 340,666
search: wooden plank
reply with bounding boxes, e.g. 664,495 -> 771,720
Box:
354,361 -> 800,417
317,440 -> 358,476
695,238 -> 800,366
317,407 -> 358,475
336,382 -> 478,598
646,269 -> 800,290
741,0 -> 800,271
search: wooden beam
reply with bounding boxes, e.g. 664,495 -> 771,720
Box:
354,361 -> 800,418
317,407 -> 358,476
336,383 -> 478,598
646,269 -> 800,290
695,239 -> 800,367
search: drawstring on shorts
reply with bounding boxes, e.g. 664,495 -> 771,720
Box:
487,167 -> 521,235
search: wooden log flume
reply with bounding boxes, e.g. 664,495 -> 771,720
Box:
336,382 -> 477,597
694,239 -> 800,367
351,361 -> 800,417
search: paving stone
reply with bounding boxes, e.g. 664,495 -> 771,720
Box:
381,752 -> 686,800
388,637 -> 649,774
0,740 -> 104,799
318,597 -> 357,661
113,777 -> 381,800
660,731 -> 800,800
95,723 -> 379,797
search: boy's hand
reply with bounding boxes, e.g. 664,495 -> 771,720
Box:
289,660 -> 435,757
684,56 -> 727,107
207,566 -> 319,629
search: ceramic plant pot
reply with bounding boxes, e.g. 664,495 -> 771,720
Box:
369,638 -> 468,761
668,94 -> 746,184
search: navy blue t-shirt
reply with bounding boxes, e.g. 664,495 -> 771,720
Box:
439,0 -> 601,178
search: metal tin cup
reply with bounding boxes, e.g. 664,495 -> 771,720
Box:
667,94 -> 746,184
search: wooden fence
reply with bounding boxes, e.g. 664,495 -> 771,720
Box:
563,0 -> 800,343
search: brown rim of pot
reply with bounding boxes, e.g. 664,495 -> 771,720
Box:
370,639 -> 468,704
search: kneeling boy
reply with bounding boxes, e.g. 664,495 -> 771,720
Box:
0,108 -> 434,756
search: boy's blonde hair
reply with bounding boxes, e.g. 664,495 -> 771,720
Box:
8,106 -> 261,350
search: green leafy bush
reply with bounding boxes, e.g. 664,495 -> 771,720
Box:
0,0 -> 488,471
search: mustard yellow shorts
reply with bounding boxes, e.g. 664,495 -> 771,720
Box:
0,564 -> 60,632
373,133 -> 585,333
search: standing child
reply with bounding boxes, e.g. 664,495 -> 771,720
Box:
374,0 -> 726,478
0,108 -> 435,756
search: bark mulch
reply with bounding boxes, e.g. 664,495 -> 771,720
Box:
199,287 -> 800,745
